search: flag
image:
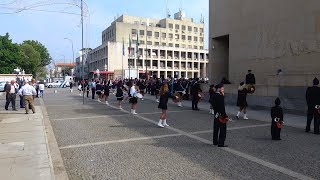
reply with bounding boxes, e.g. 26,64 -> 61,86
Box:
136,32 -> 139,56
122,39 -> 125,56
128,34 -> 132,56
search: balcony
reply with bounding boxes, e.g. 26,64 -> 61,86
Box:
181,67 -> 186,70
160,66 -> 166,69
174,67 -> 179,70
160,56 -> 165,59
167,67 -> 173,69
174,57 -> 179,60
152,55 -> 158,59
153,66 -> 158,69
167,56 -> 173,59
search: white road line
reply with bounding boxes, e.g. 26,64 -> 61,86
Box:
59,133 -> 183,150
106,103 -> 316,180
190,124 -> 270,135
59,91 -> 315,180
51,110 -> 193,121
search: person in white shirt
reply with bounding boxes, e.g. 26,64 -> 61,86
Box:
129,81 -> 138,115
18,81 -> 37,114
38,83 -> 45,97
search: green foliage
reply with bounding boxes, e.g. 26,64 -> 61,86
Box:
20,43 -> 41,77
0,33 -> 51,77
0,33 -> 23,74
23,40 -> 52,66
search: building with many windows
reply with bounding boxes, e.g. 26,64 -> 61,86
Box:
82,11 -> 209,79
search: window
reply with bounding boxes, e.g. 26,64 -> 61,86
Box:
140,40 -> 145,45
162,33 -> 166,38
175,44 -> 180,48
194,45 -> 198,49
169,43 -> 173,47
200,37 -> 204,42
132,40 -> 137,44
194,27 -> 198,33
134,21 -> 139,25
182,25 -> 186,30
175,24 -> 179,29
182,44 -> 186,48
200,46 -> 204,50
169,23 -> 173,29
155,32 -> 160,37
200,28 -> 204,33
131,29 -> 137,35
188,36 -> 192,41
147,31 -> 152,36
175,34 -> 179,40
188,45 -> 192,48
147,41 -> 152,45
194,37 -> 198,42
182,35 -> 186,40
162,43 -> 166,46
155,42 -> 160,46
188,26 -> 192,31
169,33 -> 173,38
139,30 -> 144,35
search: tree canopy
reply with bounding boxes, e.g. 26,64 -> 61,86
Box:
0,33 -> 51,78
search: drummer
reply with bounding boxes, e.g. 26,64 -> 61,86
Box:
245,70 -> 256,93
174,79 -> 185,107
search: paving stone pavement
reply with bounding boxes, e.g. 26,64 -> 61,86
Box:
43,88 -> 319,180
0,97 -> 54,180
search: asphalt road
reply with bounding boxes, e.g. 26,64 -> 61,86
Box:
42,88 -> 320,180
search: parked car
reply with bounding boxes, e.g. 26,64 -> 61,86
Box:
0,81 -> 7,92
45,81 -> 63,88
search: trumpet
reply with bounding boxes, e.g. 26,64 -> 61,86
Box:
274,117 -> 281,122
315,105 -> 320,109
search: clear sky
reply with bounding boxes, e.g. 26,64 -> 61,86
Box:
0,0 -> 209,65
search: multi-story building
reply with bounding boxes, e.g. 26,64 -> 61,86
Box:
85,11 -> 209,79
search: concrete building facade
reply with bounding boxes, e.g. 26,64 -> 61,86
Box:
83,11 -> 209,79
209,0 -> 320,112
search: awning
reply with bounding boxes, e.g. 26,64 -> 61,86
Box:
92,70 -> 114,75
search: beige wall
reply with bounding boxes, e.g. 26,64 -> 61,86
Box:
209,0 -> 320,86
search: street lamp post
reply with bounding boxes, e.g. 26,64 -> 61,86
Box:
64,38 -> 75,65
81,0 -> 84,104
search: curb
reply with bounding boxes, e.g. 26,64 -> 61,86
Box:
40,98 -> 69,180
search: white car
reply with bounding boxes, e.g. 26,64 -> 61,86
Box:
45,81 -> 63,88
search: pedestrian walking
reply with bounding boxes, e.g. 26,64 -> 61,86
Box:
157,83 -> 178,128
18,81 -> 37,114
4,80 -> 18,111
212,84 -> 229,147
38,82 -> 45,97
236,82 -> 249,119
305,77 -> 320,134
271,98 -> 284,140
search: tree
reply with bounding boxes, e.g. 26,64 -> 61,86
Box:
0,33 -> 23,74
20,44 -> 41,77
23,40 -> 52,66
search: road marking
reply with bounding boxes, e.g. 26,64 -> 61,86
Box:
51,110 -> 193,121
107,103 -> 316,180
190,124 -> 270,135
59,133 -> 183,150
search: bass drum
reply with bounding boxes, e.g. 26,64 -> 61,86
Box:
247,84 -> 256,94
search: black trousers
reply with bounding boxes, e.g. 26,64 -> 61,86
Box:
213,118 -> 227,145
5,93 -> 16,110
91,88 -> 96,99
306,106 -> 320,133
192,97 -> 199,110
271,124 -> 281,139
86,89 -> 89,98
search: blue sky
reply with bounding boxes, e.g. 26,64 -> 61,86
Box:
0,0 -> 208,64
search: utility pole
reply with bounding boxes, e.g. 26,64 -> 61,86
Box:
81,0 -> 84,104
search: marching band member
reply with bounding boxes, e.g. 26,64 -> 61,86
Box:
305,77 -> 320,134
157,83 -> 178,128
271,98 -> 284,140
129,81 -> 138,115
96,80 -> 103,102
212,84 -> 228,147
115,82 -> 124,109
174,79 -> 184,107
236,82 -> 249,119
103,80 -> 110,105
191,78 -> 202,111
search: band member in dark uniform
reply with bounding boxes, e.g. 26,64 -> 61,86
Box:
115,82 -> 124,109
157,83 -> 178,128
212,84 -> 228,147
103,80 -> 110,105
245,70 -> 256,85
236,82 -> 249,119
191,79 -> 202,110
305,77 -> 320,134
209,84 -> 215,114
95,80 -> 103,102
271,98 -> 283,140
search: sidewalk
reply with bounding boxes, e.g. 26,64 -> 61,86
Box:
0,96 -> 68,180
143,94 -> 308,129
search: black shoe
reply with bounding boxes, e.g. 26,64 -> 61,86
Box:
305,129 -> 310,133
13,109 -> 18,111
314,132 -> 319,135
5,108 -> 8,111
218,145 -> 228,147
213,142 -> 218,146
25,112 -> 29,114
194,108 -> 200,111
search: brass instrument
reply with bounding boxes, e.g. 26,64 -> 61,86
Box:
315,105 -> 320,114
274,117 -> 284,128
